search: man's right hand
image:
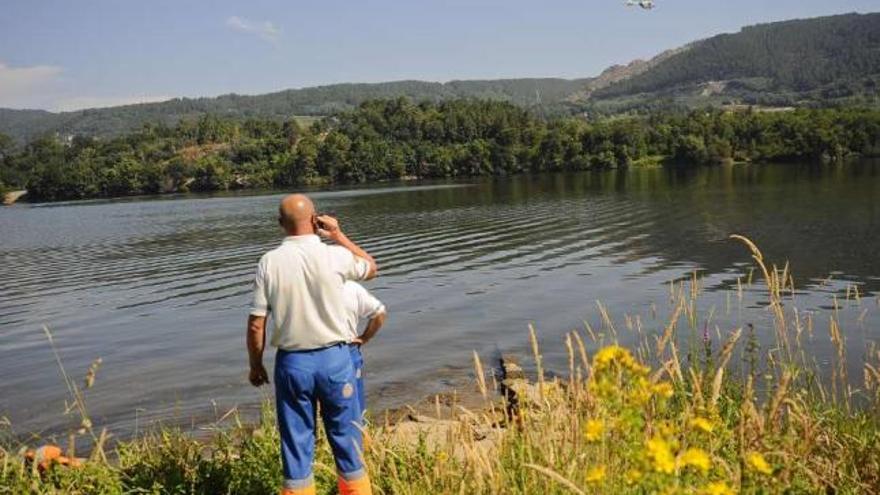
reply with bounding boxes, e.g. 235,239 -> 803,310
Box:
249,364 -> 269,387
317,214 -> 378,279
316,215 -> 342,241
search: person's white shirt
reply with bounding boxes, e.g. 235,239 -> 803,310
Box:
250,235 -> 371,350
341,281 -> 386,342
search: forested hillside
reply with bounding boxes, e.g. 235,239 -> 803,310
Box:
2,99 -> 879,201
0,79 -> 589,144
588,12 -> 880,110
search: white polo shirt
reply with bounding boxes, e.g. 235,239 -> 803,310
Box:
341,281 -> 386,341
250,235 -> 371,350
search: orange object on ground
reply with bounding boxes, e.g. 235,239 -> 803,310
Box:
338,474 -> 373,495
24,445 -> 83,471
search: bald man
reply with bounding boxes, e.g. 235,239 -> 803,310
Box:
247,194 -> 377,495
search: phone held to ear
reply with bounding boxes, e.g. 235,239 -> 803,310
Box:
314,212 -> 336,231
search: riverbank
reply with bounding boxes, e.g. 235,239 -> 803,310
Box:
3,237 -> 880,494
3,337 -> 879,494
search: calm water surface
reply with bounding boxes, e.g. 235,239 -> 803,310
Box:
1,161 -> 879,436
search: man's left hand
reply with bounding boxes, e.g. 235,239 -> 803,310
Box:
249,364 -> 270,387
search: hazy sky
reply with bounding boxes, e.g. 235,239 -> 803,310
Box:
1,0 -> 876,111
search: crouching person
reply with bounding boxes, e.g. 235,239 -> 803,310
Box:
342,280 -> 387,419
246,194 -> 377,495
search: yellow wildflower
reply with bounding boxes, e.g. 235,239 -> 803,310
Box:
656,420 -> 676,438
632,387 -> 652,405
584,419 -> 604,442
634,363 -> 651,375
690,416 -> 715,433
746,452 -> 773,475
594,345 -> 631,368
436,451 -> 449,464
624,468 -> 643,485
679,448 -> 711,473
632,388 -> 651,406
702,481 -> 735,495
585,465 -> 606,483
652,381 -> 674,399
647,436 -> 676,474
631,376 -> 652,404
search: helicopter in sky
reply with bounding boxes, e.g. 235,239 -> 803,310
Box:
626,0 -> 655,10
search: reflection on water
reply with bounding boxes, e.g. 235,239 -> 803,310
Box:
1,162 -> 878,436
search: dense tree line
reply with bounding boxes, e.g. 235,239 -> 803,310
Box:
1,99 -> 879,201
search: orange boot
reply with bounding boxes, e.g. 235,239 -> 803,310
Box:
338,474 -> 372,495
280,485 -> 316,495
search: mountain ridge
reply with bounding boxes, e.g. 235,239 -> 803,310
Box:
586,12 -> 880,110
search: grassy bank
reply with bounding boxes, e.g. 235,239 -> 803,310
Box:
3,237 -> 880,494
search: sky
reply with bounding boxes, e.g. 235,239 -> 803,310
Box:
0,0 -> 877,112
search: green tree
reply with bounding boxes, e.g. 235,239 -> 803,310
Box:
281,135 -> 319,185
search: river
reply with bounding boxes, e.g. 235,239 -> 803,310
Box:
1,161 -> 878,437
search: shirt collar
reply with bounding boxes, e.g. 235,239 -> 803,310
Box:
282,234 -> 321,244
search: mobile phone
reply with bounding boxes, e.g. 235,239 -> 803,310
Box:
314,212 -> 334,230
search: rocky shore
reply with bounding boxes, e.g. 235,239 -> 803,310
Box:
380,354 -> 542,460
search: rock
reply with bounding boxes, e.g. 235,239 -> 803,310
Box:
386,415 -> 460,448
385,413 -> 502,461
503,378 -> 543,406
499,354 -> 525,380
2,190 -> 26,205
499,354 -> 542,419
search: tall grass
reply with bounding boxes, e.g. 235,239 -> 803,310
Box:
2,236 -> 880,494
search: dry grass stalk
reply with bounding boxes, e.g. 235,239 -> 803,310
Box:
730,234 -> 778,306
529,324 -> 545,400
710,328 -> 743,409
565,333 -> 575,394
472,351 -> 488,400
669,341 -> 684,383
582,320 -> 597,342
656,299 -> 685,358
571,330 -> 590,378
828,315 -> 850,411
689,367 -> 706,409
767,369 -> 793,429
523,463 -> 587,495
596,301 -> 617,339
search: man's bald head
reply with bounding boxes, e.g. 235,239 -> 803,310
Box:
278,194 -> 316,234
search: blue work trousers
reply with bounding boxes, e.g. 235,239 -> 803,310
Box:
275,344 -> 365,489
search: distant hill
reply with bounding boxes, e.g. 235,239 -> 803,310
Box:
1,12 -> 879,144
0,79 -> 591,144
585,12 -> 880,111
